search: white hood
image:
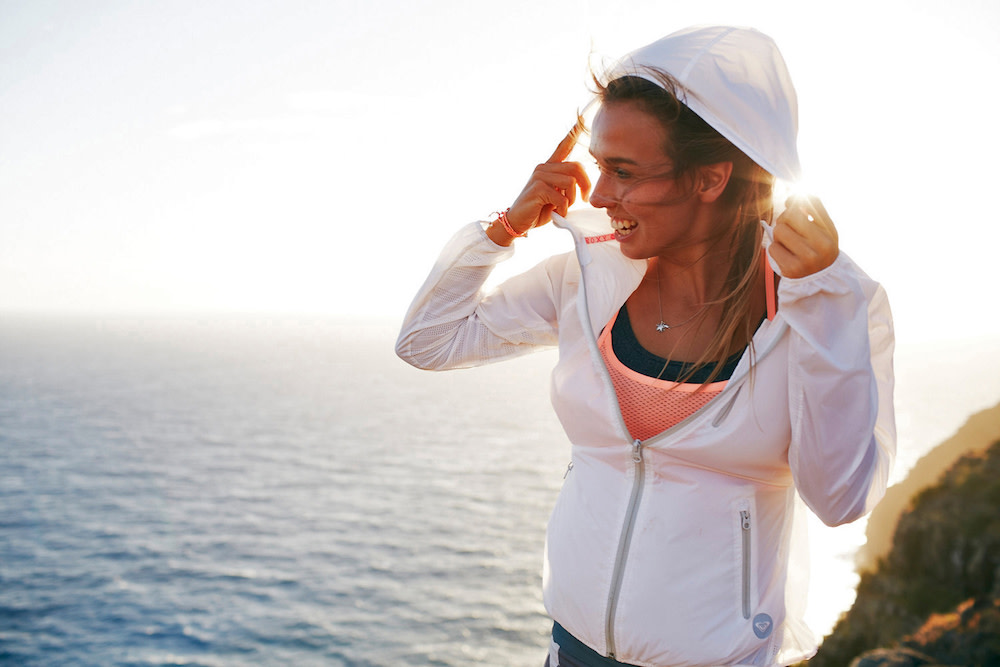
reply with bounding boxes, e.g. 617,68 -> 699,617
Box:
606,25 -> 801,182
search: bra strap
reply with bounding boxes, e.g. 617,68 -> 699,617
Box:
763,251 -> 777,320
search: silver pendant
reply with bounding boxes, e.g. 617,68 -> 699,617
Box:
655,321 -> 669,332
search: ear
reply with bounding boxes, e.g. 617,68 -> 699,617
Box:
696,162 -> 734,203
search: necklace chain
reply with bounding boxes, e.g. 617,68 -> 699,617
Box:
655,261 -> 705,332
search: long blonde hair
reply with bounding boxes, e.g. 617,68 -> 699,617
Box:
594,70 -> 775,383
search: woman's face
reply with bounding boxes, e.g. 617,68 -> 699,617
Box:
588,101 -> 710,260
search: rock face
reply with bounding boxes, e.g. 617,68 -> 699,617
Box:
802,438 -> 1000,666
858,402 -> 1000,573
850,598 -> 1000,666
850,646 -> 939,666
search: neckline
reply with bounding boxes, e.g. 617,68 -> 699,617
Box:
610,304 -> 745,383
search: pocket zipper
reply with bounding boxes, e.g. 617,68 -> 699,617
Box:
740,509 -> 752,620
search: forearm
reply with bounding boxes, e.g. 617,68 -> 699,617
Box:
783,253 -> 896,526
395,221 -> 559,370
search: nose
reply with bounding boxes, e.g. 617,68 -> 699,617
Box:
589,174 -> 618,210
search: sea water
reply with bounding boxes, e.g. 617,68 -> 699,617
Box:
1,315 -> 998,666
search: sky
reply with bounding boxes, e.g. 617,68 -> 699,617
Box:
2,0 -> 1000,344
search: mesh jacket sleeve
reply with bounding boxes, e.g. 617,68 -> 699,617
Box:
395,222 -> 566,371
779,251 -> 897,527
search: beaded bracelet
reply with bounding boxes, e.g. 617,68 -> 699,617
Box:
496,208 -> 527,239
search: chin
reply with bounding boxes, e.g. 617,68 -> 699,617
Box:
610,230 -> 642,254
616,244 -> 653,261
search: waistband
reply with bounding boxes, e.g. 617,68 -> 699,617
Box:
552,622 -> 642,667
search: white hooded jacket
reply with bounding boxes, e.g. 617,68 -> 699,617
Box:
395,26 -> 896,667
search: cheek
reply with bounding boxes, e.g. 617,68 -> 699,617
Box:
622,180 -> 689,208
632,201 -> 696,240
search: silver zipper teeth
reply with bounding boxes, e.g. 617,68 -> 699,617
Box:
741,509 -> 752,619
569,236 -> 643,660
605,439 -> 644,660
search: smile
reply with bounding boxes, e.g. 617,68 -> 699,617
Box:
611,217 -> 638,238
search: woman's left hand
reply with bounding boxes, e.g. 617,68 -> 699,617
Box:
769,195 -> 840,279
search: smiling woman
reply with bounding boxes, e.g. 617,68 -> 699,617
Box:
396,25 -> 896,667
587,72 -> 781,375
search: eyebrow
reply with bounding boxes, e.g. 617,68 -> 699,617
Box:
588,150 -> 640,166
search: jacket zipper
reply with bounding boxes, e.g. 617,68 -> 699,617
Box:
570,251 -> 646,660
740,508 -> 752,619
605,439 -> 644,660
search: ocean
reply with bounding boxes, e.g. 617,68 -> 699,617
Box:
2,315 -> 998,666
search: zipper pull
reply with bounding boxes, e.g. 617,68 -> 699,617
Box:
632,440 -> 643,463
563,461 -> 574,479
741,509 -> 751,531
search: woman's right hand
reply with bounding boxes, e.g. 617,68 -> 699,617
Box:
488,125 -> 592,246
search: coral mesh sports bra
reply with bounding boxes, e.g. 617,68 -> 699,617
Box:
598,308 -> 727,440
598,253 -> 776,441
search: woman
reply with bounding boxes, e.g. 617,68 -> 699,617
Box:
396,26 -> 895,667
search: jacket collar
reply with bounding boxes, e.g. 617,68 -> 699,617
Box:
551,210 -> 789,383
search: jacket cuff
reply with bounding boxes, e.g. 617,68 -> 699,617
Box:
777,251 -> 861,304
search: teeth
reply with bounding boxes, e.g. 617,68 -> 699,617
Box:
611,218 -> 637,236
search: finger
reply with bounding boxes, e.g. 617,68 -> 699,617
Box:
775,206 -> 811,237
567,161 -> 591,202
534,161 -> 592,204
534,160 -> 589,177
772,222 -> 815,261
543,173 -> 584,208
767,240 -> 808,279
772,204 -> 839,277
535,185 -> 571,220
778,201 -> 829,240
542,183 -> 572,214
783,195 -> 836,237
768,234 -> 825,279
783,196 -> 813,224
512,181 -> 572,225
804,196 -> 838,238
809,196 -> 831,221
547,122 -> 583,163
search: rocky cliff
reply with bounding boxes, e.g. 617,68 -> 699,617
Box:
858,402 -> 1000,573
800,421 -> 1000,665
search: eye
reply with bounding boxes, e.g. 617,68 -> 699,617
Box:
595,162 -> 633,180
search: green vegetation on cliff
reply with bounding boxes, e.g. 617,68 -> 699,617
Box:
803,439 -> 1000,666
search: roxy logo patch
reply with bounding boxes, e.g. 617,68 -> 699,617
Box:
752,613 -> 773,639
